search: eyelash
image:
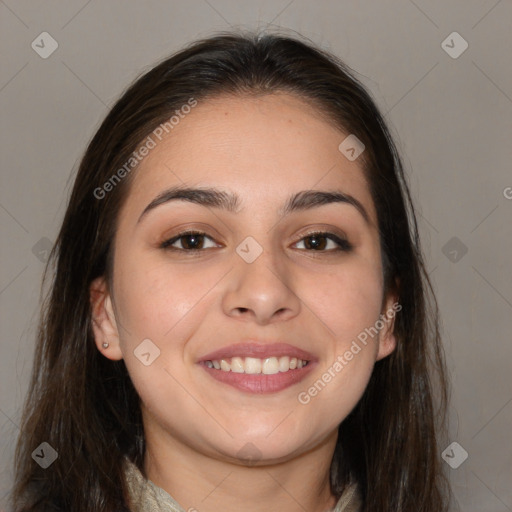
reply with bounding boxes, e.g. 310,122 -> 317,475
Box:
160,230 -> 353,253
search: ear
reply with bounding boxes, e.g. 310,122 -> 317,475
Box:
89,276 -> 123,361
376,280 -> 400,362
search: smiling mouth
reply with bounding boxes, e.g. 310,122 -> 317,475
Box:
203,356 -> 310,374
197,342 -> 316,393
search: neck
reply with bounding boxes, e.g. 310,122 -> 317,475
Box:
142,421 -> 339,512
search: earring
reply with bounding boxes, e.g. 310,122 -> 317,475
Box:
102,342 -> 109,348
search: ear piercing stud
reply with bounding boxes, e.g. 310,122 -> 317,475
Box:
102,342 -> 109,348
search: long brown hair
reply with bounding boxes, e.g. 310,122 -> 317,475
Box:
11,29 -> 450,511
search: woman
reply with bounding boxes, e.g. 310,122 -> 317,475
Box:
11,30 -> 450,511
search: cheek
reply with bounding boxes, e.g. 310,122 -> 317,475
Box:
112,261 -> 207,418
294,258 -> 383,413
297,272 -> 381,428
114,257 -> 205,340
303,261 -> 384,347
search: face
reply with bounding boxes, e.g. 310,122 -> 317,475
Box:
90,92 -> 397,465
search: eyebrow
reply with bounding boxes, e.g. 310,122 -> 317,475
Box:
137,185 -> 370,224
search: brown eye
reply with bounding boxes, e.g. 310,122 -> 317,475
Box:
161,231 -> 218,251
294,232 -> 352,252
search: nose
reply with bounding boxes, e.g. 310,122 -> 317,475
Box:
221,242 -> 301,325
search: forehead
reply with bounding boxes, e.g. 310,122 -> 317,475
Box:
122,92 -> 377,223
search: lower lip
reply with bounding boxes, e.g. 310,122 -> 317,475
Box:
199,363 -> 316,394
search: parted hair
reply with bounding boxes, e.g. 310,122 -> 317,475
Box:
12,29 -> 450,511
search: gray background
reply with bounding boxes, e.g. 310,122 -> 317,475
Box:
1,1 -> 511,510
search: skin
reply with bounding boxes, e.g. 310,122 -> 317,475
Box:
90,92 -> 398,512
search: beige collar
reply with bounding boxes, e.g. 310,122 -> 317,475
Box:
124,458 -> 361,512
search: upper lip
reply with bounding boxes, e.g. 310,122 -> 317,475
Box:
197,342 -> 316,363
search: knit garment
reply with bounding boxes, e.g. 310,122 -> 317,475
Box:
124,458 -> 361,512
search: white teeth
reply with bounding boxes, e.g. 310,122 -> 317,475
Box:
262,357 -> 279,375
278,356 -> 290,372
231,356 -> 244,373
244,357 -> 262,374
206,356 -> 308,374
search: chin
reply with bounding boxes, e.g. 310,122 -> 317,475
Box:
221,428 -> 315,465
